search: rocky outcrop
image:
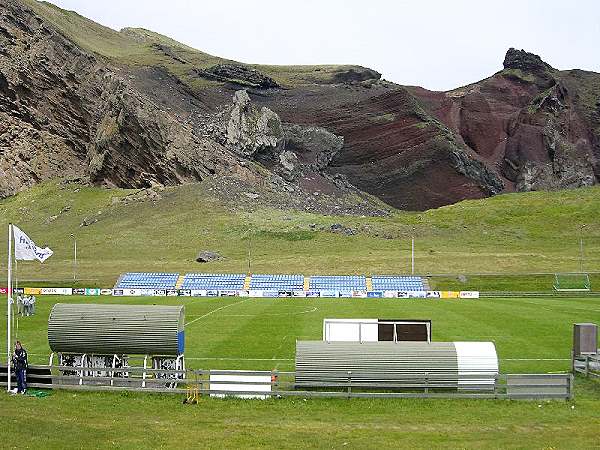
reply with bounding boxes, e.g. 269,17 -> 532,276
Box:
332,67 -> 382,84
196,250 -> 222,263
193,64 -> 279,89
503,48 -> 554,75
87,75 -> 235,188
224,90 -> 284,157
282,124 -> 344,171
219,91 -> 345,183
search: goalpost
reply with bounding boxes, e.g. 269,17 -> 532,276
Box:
553,273 -> 591,292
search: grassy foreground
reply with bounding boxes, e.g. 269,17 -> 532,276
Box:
1,384 -> 600,449
0,181 -> 598,290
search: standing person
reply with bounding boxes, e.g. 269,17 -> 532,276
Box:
12,341 -> 28,394
23,296 -> 30,317
30,296 -> 36,315
16,294 -> 23,316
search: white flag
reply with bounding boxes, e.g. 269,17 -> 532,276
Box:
12,225 -> 54,263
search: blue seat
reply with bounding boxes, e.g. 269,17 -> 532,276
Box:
115,272 -> 179,289
181,273 -> 245,290
371,275 -> 425,291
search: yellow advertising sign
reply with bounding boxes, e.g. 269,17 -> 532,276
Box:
440,291 -> 460,299
24,287 -> 42,295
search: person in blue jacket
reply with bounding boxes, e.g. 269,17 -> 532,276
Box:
12,341 -> 28,394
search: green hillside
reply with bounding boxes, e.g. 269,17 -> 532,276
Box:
23,0 -> 367,87
0,180 -> 598,289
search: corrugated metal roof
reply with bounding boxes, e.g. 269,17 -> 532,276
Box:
48,304 -> 184,356
296,341 -> 459,386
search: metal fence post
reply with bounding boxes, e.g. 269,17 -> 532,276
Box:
585,355 -> 589,377
347,371 -> 352,398
425,372 -> 429,394
273,370 -> 279,393
493,374 -> 498,397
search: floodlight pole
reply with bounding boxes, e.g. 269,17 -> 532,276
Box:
6,223 -> 12,392
579,224 -> 586,273
411,236 -> 415,275
71,234 -> 77,281
247,231 -> 252,275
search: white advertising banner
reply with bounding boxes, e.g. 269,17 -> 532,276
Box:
320,290 -> 339,298
407,291 -> 427,298
40,287 -> 72,295
210,373 -> 272,399
460,291 -> 480,299
117,289 -> 142,297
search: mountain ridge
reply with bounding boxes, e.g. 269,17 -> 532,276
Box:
1,0 -> 598,210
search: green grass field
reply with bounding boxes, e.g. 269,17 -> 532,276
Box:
1,293 -> 600,448
6,294 -> 600,374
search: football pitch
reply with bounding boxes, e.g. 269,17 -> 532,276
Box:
2,294 -> 600,449
7,294 -> 600,374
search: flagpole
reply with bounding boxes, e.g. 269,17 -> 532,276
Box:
7,223 -> 12,392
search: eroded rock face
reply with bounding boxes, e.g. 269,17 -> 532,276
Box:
409,49 -> 599,199
282,124 -> 344,171
225,90 -> 284,157
220,91 -> 346,183
0,0 -> 240,195
87,75 -> 232,188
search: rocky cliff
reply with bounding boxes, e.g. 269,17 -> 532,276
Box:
1,0 -> 598,211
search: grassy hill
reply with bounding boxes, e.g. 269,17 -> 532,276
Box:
22,0 -> 369,88
0,180 -> 598,289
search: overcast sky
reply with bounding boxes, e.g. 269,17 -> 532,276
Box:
46,0 -> 600,91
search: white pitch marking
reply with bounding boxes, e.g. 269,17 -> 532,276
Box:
184,357 -> 294,361
184,299 -> 249,327
223,306 -> 318,317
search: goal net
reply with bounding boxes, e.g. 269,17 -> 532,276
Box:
553,273 -> 591,292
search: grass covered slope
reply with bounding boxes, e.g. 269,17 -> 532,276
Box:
22,0 -> 371,88
0,180 -> 598,287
